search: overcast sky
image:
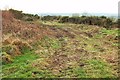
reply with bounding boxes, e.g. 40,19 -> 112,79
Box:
0,0 -> 119,14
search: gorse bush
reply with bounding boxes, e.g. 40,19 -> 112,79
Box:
42,15 -> 117,29
9,9 -> 23,19
41,15 -> 61,21
59,16 -> 114,28
8,9 -> 117,29
9,9 -> 40,21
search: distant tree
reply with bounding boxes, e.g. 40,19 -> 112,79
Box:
100,16 -> 107,19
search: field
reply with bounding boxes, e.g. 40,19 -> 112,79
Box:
1,10 -> 119,78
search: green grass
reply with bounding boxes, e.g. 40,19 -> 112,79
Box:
72,67 -> 87,78
101,28 -> 118,35
2,21 -> 119,78
2,48 -> 39,78
36,36 -> 61,49
94,28 -> 118,39
58,67 -> 87,78
85,59 -> 115,78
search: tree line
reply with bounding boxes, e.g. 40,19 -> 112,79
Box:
8,9 -> 118,29
41,15 -> 118,29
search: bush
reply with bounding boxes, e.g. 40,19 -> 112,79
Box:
41,15 -> 61,21
9,9 -> 40,21
9,9 -> 23,19
59,16 -> 115,29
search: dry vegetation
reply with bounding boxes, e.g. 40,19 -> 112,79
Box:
1,10 -> 119,78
